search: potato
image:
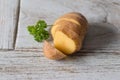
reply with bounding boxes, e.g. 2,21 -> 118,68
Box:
43,41 -> 66,60
52,12 -> 88,54
43,12 -> 88,59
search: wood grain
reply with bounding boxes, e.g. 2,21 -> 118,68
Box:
0,51 -> 120,80
0,0 -> 20,49
15,0 -> 120,52
0,0 -> 120,80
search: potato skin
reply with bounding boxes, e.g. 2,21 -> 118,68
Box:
52,20 -> 81,37
51,12 -> 88,54
54,12 -> 88,28
51,12 -> 88,37
60,12 -> 88,28
43,41 -> 66,60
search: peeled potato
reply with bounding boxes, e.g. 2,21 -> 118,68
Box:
51,12 -> 88,54
44,12 -> 88,60
43,41 -> 66,60
54,27 -> 82,54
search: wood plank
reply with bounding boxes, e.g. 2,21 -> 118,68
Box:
16,0 -> 120,51
0,51 -> 120,80
0,0 -> 19,49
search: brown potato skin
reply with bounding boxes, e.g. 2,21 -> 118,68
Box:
43,41 -> 66,60
52,12 -> 88,37
54,12 -> 88,28
51,12 -> 88,53
53,20 -> 81,36
60,12 -> 88,28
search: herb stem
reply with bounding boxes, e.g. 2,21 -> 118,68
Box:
47,25 -> 53,26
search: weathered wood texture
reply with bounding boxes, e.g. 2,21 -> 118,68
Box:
1,0 -> 120,79
16,0 -> 120,51
0,0 -> 19,49
0,51 -> 120,80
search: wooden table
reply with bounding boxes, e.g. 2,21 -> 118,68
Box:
0,0 -> 120,80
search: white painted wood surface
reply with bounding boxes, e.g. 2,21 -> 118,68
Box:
0,0 -> 19,49
16,0 -> 120,52
0,51 -> 120,80
0,0 -> 120,80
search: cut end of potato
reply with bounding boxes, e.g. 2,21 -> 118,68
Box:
43,41 -> 66,60
54,31 -> 76,54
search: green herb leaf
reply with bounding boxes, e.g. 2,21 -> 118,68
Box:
27,26 -> 36,35
27,20 -> 49,42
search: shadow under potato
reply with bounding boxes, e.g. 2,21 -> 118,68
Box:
47,22 -> 119,57
83,23 -> 118,49
71,22 -> 119,56
75,23 -> 118,51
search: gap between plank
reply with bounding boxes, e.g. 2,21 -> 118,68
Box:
0,48 -> 120,53
13,0 -> 21,49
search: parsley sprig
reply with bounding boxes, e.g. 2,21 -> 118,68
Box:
27,20 -> 49,42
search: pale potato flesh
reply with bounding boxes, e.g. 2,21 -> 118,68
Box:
54,31 -> 76,54
51,25 -> 60,37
